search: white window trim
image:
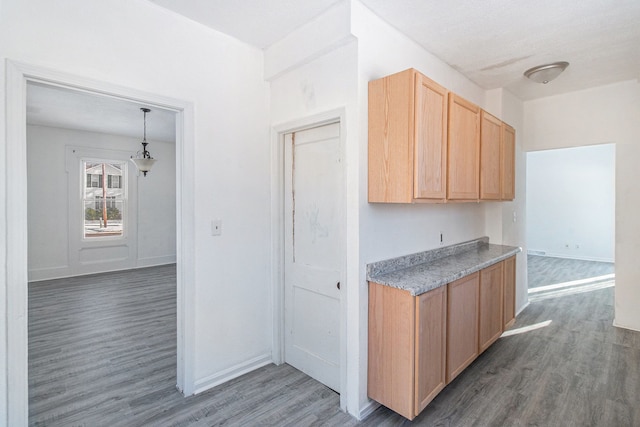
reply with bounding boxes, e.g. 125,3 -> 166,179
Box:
81,158 -> 128,241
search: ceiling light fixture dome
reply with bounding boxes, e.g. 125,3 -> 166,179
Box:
524,61 -> 569,84
130,107 -> 157,176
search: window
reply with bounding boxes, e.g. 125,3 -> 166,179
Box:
86,173 -> 103,188
83,161 -> 126,238
95,196 -> 117,209
108,175 -> 121,189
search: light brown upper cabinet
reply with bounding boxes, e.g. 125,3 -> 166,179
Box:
501,123 -> 516,200
481,113 -> 517,201
480,111 -> 502,200
368,69 -> 515,203
368,69 -> 448,203
447,94 -> 480,200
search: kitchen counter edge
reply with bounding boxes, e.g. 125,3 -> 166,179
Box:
366,238 -> 522,296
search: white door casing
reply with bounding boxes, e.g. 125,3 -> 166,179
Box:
283,122 -> 343,392
3,60 -> 196,426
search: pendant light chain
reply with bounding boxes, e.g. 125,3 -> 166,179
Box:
130,107 -> 157,176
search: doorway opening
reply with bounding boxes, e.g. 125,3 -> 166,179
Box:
525,143 -> 615,299
26,80 -> 179,422
272,111 -> 347,410
5,60 -> 196,424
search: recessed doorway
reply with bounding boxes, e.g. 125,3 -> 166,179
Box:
5,61 -> 196,424
526,143 -> 615,299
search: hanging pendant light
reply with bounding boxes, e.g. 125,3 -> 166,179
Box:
130,107 -> 157,176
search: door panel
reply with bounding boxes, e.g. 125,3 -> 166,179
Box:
284,122 -> 342,392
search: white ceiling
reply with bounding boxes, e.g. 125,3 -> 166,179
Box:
28,0 -> 640,138
149,0 -> 640,101
149,0 -> 342,49
27,82 -> 177,143
359,0 -> 640,100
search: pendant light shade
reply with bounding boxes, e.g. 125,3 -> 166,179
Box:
524,61 -> 569,84
131,107 -> 157,176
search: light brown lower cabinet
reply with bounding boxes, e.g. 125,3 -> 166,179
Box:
368,283 -> 447,420
479,262 -> 504,352
415,285 -> 448,414
503,255 -> 516,328
368,256 -> 517,420
446,272 -> 479,382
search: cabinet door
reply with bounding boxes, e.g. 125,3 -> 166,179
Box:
414,74 -> 448,200
415,285 -> 447,414
446,272 -> 479,383
503,256 -> 517,329
368,69 -> 415,203
447,94 -> 480,200
480,111 -> 502,200
368,282 -> 416,420
479,262 -> 504,352
501,124 -> 516,200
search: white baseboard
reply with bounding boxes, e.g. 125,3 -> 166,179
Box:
28,259 -> 176,282
137,255 -> 177,268
28,264 -> 128,282
192,354 -> 273,395
358,399 -> 381,421
527,251 -> 614,263
28,265 -> 71,282
516,301 -> 530,316
527,250 -> 546,256
613,320 -> 640,333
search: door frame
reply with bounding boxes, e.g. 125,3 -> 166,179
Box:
3,59 -> 197,425
271,108 -> 347,409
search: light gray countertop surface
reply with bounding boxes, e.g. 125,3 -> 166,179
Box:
366,237 -> 521,296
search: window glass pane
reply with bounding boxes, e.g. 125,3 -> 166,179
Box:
83,160 -> 125,238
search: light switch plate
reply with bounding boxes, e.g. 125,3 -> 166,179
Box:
211,219 -> 222,236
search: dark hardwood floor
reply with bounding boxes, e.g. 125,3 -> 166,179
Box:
29,259 -> 639,426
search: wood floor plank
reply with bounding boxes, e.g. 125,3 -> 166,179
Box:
29,258 -> 640,426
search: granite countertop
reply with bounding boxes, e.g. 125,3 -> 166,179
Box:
367,237 -> 521,296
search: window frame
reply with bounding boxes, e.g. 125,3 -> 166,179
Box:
81,158 -> 128,241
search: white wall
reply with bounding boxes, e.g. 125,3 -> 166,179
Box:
527,144 -> 615,262
266,1 -> 359,414
523,80 -> 640,331
485,87 -> 528,316
1,0 -> 271,421
27,125 -> 177,281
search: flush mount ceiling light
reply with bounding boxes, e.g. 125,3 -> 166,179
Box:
524,61 -> 569,84
130,107 -> 157,176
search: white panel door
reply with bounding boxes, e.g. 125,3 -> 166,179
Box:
284,122 -> 342,392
